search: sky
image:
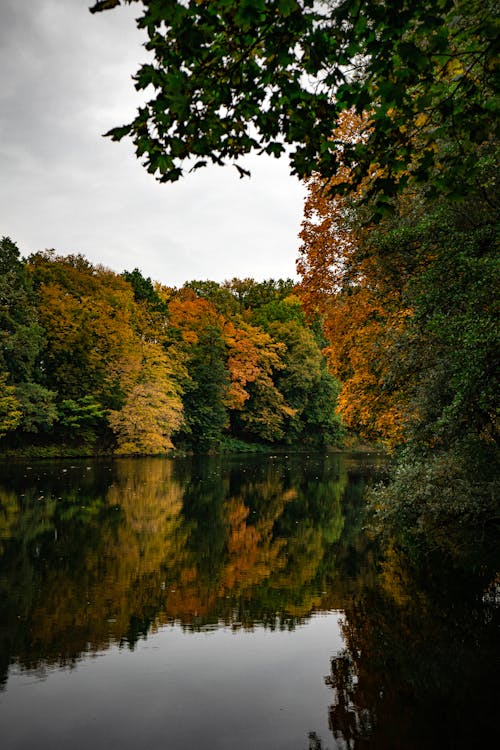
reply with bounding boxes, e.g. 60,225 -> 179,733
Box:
0,0 -> 307,288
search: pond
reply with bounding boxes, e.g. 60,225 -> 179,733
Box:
0,453 -> 498,749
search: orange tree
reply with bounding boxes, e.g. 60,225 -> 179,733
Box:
297,111 -> 498,546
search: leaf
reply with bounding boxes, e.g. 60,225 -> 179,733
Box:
89,0 -> 121,15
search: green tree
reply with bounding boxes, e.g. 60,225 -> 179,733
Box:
90,0 -> 498,207
266,319 -> 341,445
224,278 -> 295,311
168,292 -> 229,451
122,267 -> 166,310
57,396 -> 107,443
0,237 -> 57,438
181,325 -> 228,451
0,238 -> 33,380
373,196 -> 498,449
13,382 -> 58,434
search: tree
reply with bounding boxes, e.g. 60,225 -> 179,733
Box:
299,158 -> 499,447
224,319 -> 284,410
122,267 -> 167,312
90,0 -> 498,208
57,396 -> 107,443
183,280 -> 240,316
0,237 -> 42,384
0,371 -> 21,438
224,318 -> 294,443
297,104 -> 498,542
0,237 -> 57,438
268,319 -> 342,445
108,341 -> 184,454
224,278 -> 295,310
168,292 -> 229,450
232,370 -> 295,443
29,252 -> 141,409
14,382 -> 58,434
296,116 -> 413,445
296,79 -> 499,449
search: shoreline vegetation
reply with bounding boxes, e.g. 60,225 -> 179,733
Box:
0,437 -> 382,460
0,242 -> 346,459
0,235 -> 497,561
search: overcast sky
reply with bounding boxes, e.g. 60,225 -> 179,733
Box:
0,0 -> 307,287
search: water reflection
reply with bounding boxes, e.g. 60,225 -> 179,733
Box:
0,453 -> 498,749
324,549 -> 500,749
0,455 -> 367,679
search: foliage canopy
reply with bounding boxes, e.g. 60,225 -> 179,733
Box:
0,241 -> 341,454
90,0 -> 499,208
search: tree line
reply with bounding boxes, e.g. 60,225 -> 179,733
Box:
0,238 -> 342,454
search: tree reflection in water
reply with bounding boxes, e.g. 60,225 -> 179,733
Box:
323,549 -> 499,749
0,454 -> 353,682
0,453 -> 498,749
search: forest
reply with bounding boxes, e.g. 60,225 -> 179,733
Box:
0,240 -> 343,455
1,0 -> 499,546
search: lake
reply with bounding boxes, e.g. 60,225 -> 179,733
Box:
0,453 -> 498,749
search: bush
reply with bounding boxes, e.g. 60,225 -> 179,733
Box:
369,445 -> 499,560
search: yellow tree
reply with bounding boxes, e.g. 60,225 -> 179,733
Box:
0,370 -> 21,438
29,253 -> 140,405
225,318 -> 295,443
108,341 -> 184,455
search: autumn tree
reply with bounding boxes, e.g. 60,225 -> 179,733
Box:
297,110 -> 427,444
29,252 -> 140,409
108,341 -> 184,454
298,106 -> 498,538
0,371 -> 21,438
223,318 -> 294,443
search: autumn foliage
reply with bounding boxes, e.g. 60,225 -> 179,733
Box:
297,113 -> 407,445
0,239 -> 342,454
297,106 -> 498,457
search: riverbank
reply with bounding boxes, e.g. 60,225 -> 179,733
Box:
0,435 -> 382,460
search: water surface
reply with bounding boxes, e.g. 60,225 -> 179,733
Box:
0,453 -> 497,749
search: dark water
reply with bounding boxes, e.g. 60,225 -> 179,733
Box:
0,453 -> 498,749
